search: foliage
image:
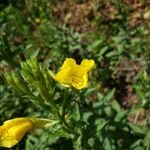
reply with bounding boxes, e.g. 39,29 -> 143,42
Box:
1,0 -> 150,149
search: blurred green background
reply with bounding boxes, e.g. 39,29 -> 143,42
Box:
1,0 -> 150,149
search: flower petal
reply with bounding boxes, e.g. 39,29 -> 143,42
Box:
77,59 -> 95,77
0,126 -> 3,137
54,68 -> 72,85
4,118 -> 32,128
60,58 -> 77,71
7,121 -> 33,141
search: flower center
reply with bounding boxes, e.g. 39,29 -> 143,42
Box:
71,77 -> 83,88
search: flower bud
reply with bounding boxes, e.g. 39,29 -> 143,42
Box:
0,118 -> 33,148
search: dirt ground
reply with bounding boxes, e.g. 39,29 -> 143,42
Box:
52,0 -> 150,32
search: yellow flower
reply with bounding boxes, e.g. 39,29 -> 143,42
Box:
0,118 -> 33,148
54,58 -> 95,89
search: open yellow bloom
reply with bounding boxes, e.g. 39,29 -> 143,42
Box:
0,118 -> 33,148
54,58 -> 95,89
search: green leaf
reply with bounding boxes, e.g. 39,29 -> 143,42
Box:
130,139 -> 142,149
99,46 -> 108,56
83,112 -> 93,122
95,119 -> 107,132
112,100 -> 121,113
73,136 -> 82,150
72,103 -> 80,121
106,51 -> 118,58
103,137 -> 113,150
89,40 -> 102,50
103,88 -> 116,102
143,130 -> 150,150
88,138 -> 95,147
97,93 -> 104,101
128,123 -> 145,135
24,44 -> 40,59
